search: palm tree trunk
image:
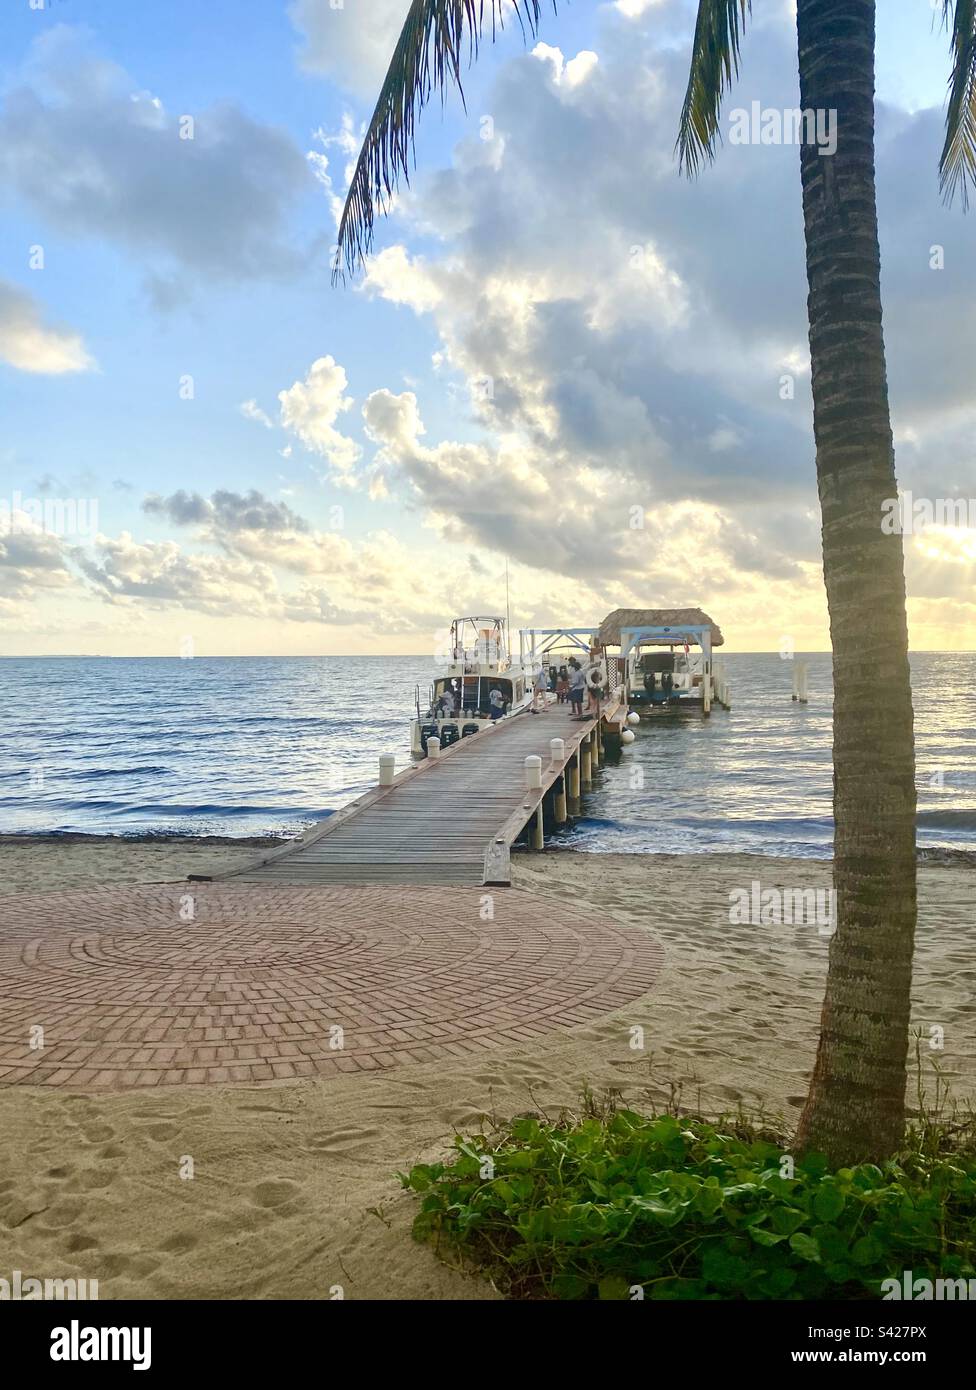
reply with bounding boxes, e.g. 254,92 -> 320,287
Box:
794,0 -> 918,1165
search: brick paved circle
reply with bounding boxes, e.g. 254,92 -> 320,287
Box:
0,883 -> 664,1091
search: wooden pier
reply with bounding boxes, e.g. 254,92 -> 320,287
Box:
196,697 -> 626,889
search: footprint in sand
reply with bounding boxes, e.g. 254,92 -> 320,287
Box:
77,1168 -> 117,1191
40,1198 -> 84,1228
98,1144 -> 125,1160
251,1179 -> 302,1208
44,1166 -> 72,1180
0,1195 -> 48,1229
158,1231 -> 198,1254
99,1252 -> 161,1280
135,1123 -> 179,1141
81,1125 -> 115,1144
308,1127 -> 379,1155
66,1233 -> 99,1253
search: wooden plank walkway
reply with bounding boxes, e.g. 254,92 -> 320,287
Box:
198,699 -> 624,889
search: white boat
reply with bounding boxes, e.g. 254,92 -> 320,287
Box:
410,616 -> 536,758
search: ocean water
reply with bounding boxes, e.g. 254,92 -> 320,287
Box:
0,653 -> 974,858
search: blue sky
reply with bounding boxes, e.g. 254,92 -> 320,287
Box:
1,0 -> 973,654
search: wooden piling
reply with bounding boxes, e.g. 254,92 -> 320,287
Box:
581,735 -> 592,789
553,774 -> 567,825
568,752 -> 581,815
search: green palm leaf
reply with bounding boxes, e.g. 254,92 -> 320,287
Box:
334,0 -> 551,282
939,0 -> 976,207
676,0 -> 751,177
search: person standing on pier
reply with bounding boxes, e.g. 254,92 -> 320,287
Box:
567,660 -> 586,719
532,663 -> 549,713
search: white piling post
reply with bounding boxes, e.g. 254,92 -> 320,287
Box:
524,754 -> 542,790
793,660 -> 809,704
427,736 -> 441,759
379,754 -> 396,786
703,667 -> 711,715
549,737 -> 565,770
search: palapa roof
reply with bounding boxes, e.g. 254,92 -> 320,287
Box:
597,607 -> 725,648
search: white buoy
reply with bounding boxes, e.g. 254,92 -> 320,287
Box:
378,753 -> 396,786
627,711 -> 640,726
524,754 -> 542,789
621,728 -> 636,745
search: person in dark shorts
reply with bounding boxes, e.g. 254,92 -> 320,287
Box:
567,660 -> 586,718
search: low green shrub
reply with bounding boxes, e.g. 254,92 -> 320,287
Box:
399,1103 -> 976,1299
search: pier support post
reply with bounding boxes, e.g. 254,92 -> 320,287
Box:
532,802 -> 545,850
568,752 -> 581,815
595,720 -> 603,764
427,736 -> 441,759
553,774 -> 567,825
703,668 -> 711,716
378,754 -> 396,786
792,661 -> 808,704
581,735 -> 592,790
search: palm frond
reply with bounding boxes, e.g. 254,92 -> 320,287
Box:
334,0 -> 552,282
939,0 -> 976,207
676,0 -> 751,178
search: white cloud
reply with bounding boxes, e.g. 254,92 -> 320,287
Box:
289,0 -> 410,95
0,279 -> 94,374
277,356 -> 362,481
240,399 -> 273,428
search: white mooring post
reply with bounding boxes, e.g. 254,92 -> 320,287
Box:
703,667 -> 712,715
549,737 -> 565,769
524,754 -> 542,790
426,736 -> 441,759
378,754 -> 396,786
792,661 -> 809,704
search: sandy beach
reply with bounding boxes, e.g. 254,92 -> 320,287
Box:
0,838 -> 972,1300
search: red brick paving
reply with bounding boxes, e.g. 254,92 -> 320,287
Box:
0,883 -> 664,1091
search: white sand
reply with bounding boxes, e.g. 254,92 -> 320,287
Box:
0,841 -> 971,1299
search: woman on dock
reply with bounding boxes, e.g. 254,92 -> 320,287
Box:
532,664 -> 549,712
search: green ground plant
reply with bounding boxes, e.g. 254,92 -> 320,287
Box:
399,1082 -> 976,1300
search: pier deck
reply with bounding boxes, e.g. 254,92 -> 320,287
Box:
199,699 -> 624,889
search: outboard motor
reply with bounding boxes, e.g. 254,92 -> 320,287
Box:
420,721 -> 440,753
439,723 -> 460,747
461,722 -> 480,738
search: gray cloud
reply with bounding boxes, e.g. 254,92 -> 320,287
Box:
0,28 -> 314,302
143,489 -> 311,535
355,4 -> 974,593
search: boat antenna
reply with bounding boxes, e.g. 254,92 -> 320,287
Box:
505,559 -> 511,652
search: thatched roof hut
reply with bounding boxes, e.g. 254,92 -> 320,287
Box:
597,607 -> 725,648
